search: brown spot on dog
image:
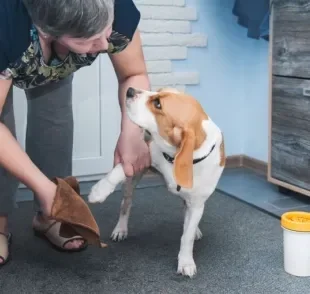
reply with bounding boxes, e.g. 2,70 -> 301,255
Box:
146,90 -> 209,189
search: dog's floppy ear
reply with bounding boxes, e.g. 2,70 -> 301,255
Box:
173,128 -> 195,189
158,87 -> 180,94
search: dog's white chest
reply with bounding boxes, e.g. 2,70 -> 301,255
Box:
149,142 -> 197,199
161,168 -> 191,200
149,139 -> 224,203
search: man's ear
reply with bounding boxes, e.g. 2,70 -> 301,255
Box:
173,128 -> 195,189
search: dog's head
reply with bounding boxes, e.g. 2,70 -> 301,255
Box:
125,87 -> 209,189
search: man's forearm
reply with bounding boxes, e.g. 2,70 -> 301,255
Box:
118,73 -> 150,130
0,122 -> 56,209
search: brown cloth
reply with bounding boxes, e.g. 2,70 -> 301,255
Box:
50,177 -> 106,248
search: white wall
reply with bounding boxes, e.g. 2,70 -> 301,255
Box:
139,0 -> 269,160
242,39 -> 269,161
135,0 -> 207,92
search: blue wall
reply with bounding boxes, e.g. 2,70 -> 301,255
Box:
174,0 -> 269,161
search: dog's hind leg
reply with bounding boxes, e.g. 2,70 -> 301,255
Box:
111,169 -> 145,242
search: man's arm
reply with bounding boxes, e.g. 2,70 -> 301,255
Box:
108,29 -> 150,130
0,79 -> 56,208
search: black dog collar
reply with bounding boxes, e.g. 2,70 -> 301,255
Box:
162,144 -> 216,191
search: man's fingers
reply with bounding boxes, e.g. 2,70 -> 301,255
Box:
123,162 -> 134,177
146,154 -> 151,167
121,154 -> 150,176
113,150 -> 121,166
133,161 -> 141,174
143,153 -> 151,169
114,156 -> 121,167
135,156 -> 146,174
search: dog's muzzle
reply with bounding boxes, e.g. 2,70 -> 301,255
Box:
126,87 -> 136,100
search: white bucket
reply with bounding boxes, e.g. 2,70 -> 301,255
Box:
281,211 -> 310,277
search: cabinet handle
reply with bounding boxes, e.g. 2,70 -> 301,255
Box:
303,88 -> 310,97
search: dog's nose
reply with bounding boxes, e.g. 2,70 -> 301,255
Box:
126,87 -> 136,99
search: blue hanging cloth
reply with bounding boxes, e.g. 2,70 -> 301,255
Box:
259,10 -> 270,41
232,0 -> 270,41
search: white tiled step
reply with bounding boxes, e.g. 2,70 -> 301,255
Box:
138,6 -> 197,21
146,61 -> 172,73
141,33 -> 207,47
139,20 -> 191,33
143,46 -> 187,60
149,72 -> 199,86
134,0 -> 185,6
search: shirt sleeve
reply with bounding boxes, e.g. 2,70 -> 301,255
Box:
0,47 -> 12,80
107,0 -> 141,54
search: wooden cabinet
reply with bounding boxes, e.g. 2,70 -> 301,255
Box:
272,0 -> 310,78
268,0 -> 310,196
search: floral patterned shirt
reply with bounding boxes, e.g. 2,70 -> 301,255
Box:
0,0 -> 141,90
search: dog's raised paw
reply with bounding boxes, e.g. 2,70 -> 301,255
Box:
111,227 -> 128,242
88,178 -> 116,203
177,256 -> 197,278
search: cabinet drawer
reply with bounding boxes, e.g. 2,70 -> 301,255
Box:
271,76 -> 310,190
272,0 -> 310,78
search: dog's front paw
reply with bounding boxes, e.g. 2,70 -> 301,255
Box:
111,225 -> 128,242
177,255 -> 197,278
88,178 -> 116,203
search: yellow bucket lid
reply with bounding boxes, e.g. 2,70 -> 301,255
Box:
281,211 -> 310,232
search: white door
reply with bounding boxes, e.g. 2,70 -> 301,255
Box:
13,54 -> 121,181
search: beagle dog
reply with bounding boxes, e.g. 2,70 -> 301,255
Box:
88,87 -> 226,278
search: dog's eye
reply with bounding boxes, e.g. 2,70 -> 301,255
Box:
153,98 -> 161,109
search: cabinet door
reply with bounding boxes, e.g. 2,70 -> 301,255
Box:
272,0 -> 310,78
270,76 -> 310,190
13,54 -> 120,179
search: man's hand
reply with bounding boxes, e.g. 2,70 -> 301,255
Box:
114,120 -> 150,176
109,29 -> 151,176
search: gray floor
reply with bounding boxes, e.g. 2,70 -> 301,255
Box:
16,167 -> 310,218
218,168 -> 310,218
2,185 -> 310,293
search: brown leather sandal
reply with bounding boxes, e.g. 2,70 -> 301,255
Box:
49,176 -> 107,248
33,176 -> 88,252
33,220 -> 88,252
0,232 -> 12,267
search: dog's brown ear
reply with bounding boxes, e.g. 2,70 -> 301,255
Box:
158,87 -> 180,94
173,128 -> 195,189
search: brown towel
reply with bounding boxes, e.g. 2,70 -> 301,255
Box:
50,177 -> 106,248
63,176 -> 81,194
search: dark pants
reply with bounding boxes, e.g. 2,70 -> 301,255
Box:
0,75 -> 74,215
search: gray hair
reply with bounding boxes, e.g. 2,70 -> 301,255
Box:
22,0 -> 115,38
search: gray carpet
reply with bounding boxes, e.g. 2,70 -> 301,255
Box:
1,187 -> 309,294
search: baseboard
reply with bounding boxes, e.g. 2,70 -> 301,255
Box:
15,154 -> 267,203
137,155 -> 268,177
225,155 -> 267,176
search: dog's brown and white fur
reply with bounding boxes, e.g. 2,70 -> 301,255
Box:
88,87 -> 226,278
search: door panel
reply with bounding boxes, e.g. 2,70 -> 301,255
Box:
12,54 -> 120,179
